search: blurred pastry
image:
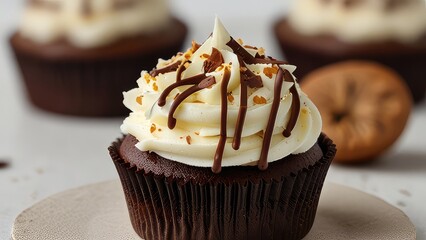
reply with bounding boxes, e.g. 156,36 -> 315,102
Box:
274,0 -> 426,103
10,0 -> 187,116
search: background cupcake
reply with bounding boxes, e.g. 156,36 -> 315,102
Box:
274,0 -> 426,103
110,18 -> 336,240
10,0 -> 187,116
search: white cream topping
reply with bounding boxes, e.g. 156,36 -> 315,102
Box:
121,18 -> 322,167
288,0 -> 426,43
19,0 -> 170,48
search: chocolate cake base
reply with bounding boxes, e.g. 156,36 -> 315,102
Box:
9,18 -> 187,116
274,18 -> 426,103
109,134 -> 336,240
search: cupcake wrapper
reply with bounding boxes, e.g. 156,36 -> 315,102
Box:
109,134 -> 335,240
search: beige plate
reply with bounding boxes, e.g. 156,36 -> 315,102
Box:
11,180 -> 416,240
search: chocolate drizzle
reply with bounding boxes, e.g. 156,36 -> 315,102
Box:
154,38 -> 302,173
212,67 -> 231,173
150,61 -> 182,77
232,60 -> 263,150
176,61 -> 189,82
283,70 -> 301,138
239,59 -> 263,88
226,37 -> 287,65
258,68 -> 285,170
232,79 -> 247,150
158,73 -> 209,107
167,76 -> 216,129
203,48 -> 224,73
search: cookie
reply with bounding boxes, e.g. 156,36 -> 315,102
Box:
300,61 -> 412,163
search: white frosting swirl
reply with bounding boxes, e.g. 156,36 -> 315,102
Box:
121,18 -> 322,167
19,0 -> 170,48
288,0 -> 426,43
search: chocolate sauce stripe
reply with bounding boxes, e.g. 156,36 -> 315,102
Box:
283,71 -> 301,138
158,73 -> 207,107
150,60 -> 182,77
203,47 -> 224,73
232,78 -> 248,150
212,68 -> 231,173
151,37 -> 302,173
175,60 -> 188,82
167,78 -> 214,129
258,68 -> 285,170
227,37 -> 287,65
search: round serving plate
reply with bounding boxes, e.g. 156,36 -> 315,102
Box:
11,180 -> 416,240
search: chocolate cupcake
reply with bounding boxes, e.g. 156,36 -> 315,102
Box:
109,18 -> 336,240
10,0 -> 187,116
274,0 -> 426,103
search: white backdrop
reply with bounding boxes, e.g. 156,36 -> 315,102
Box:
1,0 -> 426,239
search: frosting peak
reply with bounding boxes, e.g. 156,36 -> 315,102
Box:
121,18 -> 322,172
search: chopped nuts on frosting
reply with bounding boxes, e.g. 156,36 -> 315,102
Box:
121,18 -> 322,171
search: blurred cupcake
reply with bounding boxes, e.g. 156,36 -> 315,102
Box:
274,0 -> 426,103
10,0 -> 187,116
109,18 -> 336,240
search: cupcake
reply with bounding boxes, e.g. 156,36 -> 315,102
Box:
109,18 -> 336,240
10,0 -> 187,116
274,0 -> 426,103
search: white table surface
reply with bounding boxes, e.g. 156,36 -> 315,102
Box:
1,1 -> 425,239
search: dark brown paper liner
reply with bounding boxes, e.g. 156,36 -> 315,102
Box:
9,19 -> 187,117
274,18 -> 426,103
109,134 -> 336,240
11,53 -> 149,116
